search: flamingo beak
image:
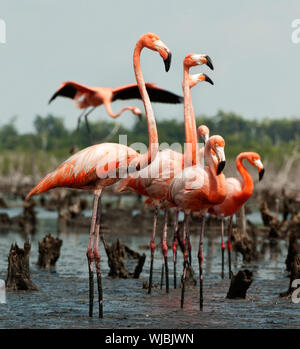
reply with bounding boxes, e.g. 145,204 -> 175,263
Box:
164,52 -> 172,72
259,168 -> 265,181
205,55 -> 214,70
203,74 -> 214,85
217,161 -> 226,175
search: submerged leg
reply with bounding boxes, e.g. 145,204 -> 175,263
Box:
148,206 -> 159,294
86,190 -> 101,317
172,210 -> 179,289
161,209 -> 169,293
198,215 -> 206,311
180,213 -> 190,308
221,217 -> 225,279
227,215 -> 233,279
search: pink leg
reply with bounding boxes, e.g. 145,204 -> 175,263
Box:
161,208 -> 169,293
148,206 -> 159,294
227,215 -> 233,279
86,189 -> 101,317
198,215 -> 206,311
181,213 -> 190,308
172,210 -> 179,289
221,217 -> 225,279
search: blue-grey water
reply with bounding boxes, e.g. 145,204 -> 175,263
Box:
0,204 -> 299,329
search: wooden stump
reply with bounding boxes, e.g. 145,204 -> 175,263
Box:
102,238 -> 146,279
36,234 -> 63,268
226,269 -> 253,299
280,255 -> 300,297
231,227 -> 257,262
6,242 -> 39,291
285,233 -> 299,273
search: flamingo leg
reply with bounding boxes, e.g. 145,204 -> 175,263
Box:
160,257 -> 165,289
148,206 -> 159,294
93,189 -> 104,318
86,189 -> 101,317
227,215 -> 233,279
180,213 -> 190,308
198,215 -> 206,311
83,107 -> 96,145
172,210 -> 179,289
69,109 -> 88,154
161,208 -> 169,293
186,221 -> 192,266
221,217 -> 225,279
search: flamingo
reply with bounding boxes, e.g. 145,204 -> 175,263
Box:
49,79 -> 183,151
167,129 -> 227,309
117,54 -> 214,294
26,32 -> 173,318
208,151 -> 265,278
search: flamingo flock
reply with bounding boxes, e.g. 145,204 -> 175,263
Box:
26,32 -> 265,318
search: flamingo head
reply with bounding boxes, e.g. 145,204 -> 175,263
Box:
133,107 -> 142,121
184,54 -> 214,70
247,152 -> 265,181
198,125 -> 210,144
189,73 -> 214,88
142,33 -> 172,72
209,135 -> 226,175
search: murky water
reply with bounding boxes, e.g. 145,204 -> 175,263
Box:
0,207 -> 299,329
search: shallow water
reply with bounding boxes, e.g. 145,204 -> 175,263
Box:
0,207 -> 299,329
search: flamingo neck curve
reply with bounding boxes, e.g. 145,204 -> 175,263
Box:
133,39 -> 158,169
236,153 -> 254,201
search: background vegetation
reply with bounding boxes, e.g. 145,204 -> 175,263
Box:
0,110 -> 299,177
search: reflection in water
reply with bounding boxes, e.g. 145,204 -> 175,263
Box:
0,207 -> 298,329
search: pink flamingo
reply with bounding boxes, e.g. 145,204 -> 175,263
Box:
209,151 -> 265,278
117,54 -> 214,293
167,125 -> 227,309
26,32 -> 172,318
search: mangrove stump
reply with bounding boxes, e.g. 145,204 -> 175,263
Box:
226,269 -> 253,299
6,242 -> 39,291
36,234 -> 63,268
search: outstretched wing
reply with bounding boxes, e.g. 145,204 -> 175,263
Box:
48,81 -> 95,104
112,83 -> 183,104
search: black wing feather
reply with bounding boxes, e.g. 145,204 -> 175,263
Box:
112,84 -> 183,104
48,84 -> 78,104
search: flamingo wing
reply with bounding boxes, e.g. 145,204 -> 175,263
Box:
112,83 -> 183,104
48,81 -> 96,104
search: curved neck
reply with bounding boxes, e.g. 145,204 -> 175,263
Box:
183,65 -> 198,167
103,101 -> 136,119
205,141 -> 226,202
133,40 -> 158,168
236,154 -> 254,200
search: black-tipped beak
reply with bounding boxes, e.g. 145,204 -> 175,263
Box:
205,55 -> 214,70
164,52 -> 172,72
217,160 -> 226,175
259,168 -> 265,181
203,74 -> 214,85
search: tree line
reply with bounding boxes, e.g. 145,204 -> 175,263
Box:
0,110 -> 299,168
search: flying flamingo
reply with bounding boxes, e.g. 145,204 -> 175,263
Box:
117,55 -> 214,294
26,32 -> 173,318
208,151 -> 265,278
49,79 -> 183,151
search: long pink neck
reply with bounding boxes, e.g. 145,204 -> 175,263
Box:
133,39 -> 158,168
236,153 -> 254,201
183,65 -> 198,167
204,141 -> 226,203
103,101 -> 137,119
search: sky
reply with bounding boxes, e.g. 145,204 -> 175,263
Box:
0,0 -> 300,133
